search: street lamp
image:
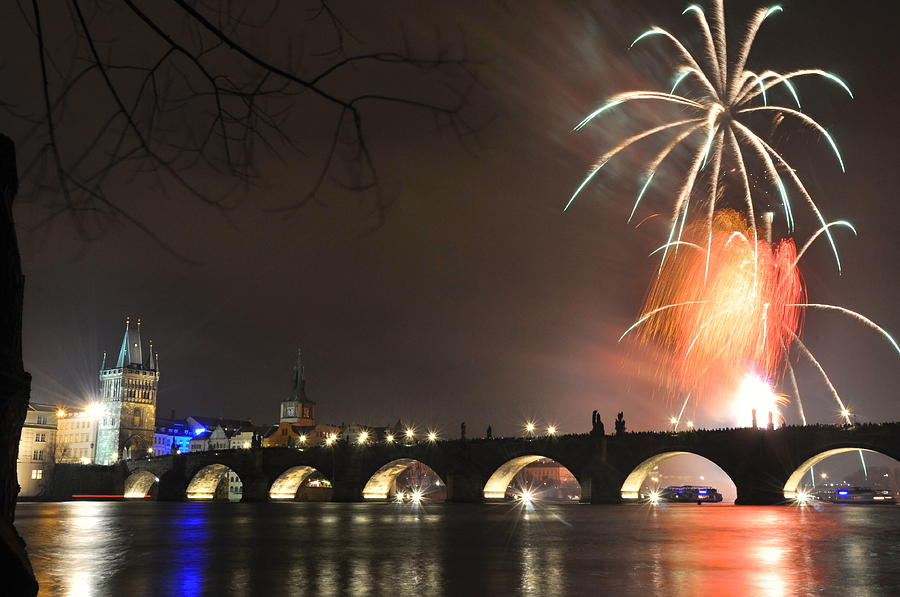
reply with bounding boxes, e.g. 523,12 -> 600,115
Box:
405,428 -> 416,442
357,431 -> 369,445
427,431 -> 438,443
669,417 -> 678,430
299,434 -> 307,444
524,421 -> 536,436
686,421 -> 695,429
385,434 -> 395,444
546,425 -> 557,436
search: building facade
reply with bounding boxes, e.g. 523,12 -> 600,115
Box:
153,418 -> 193,455
16,403 -> 59,497
56,406 -> 101,463
95,317 -> 159,464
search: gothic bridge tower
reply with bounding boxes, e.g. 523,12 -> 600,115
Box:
95,317 -> 159,464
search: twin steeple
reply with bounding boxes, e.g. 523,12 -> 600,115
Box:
110,316 -> 158,371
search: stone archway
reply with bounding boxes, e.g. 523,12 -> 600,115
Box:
783,447 -> 899,500
620,451 -> 735,501
123,470 -> 158,499
186,463 -> 242,501
361,459 -> 445,501
482,455 -> 582,501
269,466 -> 331,500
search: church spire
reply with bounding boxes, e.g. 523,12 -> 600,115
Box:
115,315 -> 145,367
290,347 -> 307,401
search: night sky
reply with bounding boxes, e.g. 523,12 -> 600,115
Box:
6,0 -> 899,437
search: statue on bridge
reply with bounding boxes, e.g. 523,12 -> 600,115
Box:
461,422 -> 466,441
591,410 -> 605,437
486,425 -> 492,440
614,412 -> 626,436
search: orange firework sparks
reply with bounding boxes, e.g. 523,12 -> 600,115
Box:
632,209 -> 804,397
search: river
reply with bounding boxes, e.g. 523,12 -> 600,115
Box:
15,501 -> 900,596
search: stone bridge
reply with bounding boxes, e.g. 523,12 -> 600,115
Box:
111,423 -> 900,505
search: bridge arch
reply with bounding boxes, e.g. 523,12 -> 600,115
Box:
482,455 -> 582,501
186,463 -> 242,501
783,447 -> 900,500
620,451 -> 735,501
123,470 -> 159,499
361,459 -> 445,500
269,466 -> 329,500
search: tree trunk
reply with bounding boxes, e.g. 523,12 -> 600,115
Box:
0,134 -> 38,594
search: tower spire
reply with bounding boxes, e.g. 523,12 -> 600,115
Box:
116,316 -> 130,367
115,315 -> 145,367
100,351 -> 107,371
147,340 -> 155,370
291,347 -> 307,401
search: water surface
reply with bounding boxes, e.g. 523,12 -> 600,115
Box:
16,501 -> 900,596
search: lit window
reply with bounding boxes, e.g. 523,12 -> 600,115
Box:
31,469 -> 43,480
32,450 -> 44,461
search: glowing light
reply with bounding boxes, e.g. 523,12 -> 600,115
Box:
385,434 -> 395,444
147,448 -> 153,454
669,417 -> 678,426
820,472 -> 828,479
84,403 -> 103,418
732,373 -> 785,428
525,421 -> 536,434
325,433 -> 337,446
394,492 -> 406,503
427,431 -> 438,443
357,431 -> 369,445
686,421 -> 695,429
648,490 -> 661,505
546,426 -> 557,436
299,434 -> 307,443
519,489 -> 535,505
56,409 -> 67,418
242,441 -> 250,449
405,428 -> 416,441
410,489 -> 424,504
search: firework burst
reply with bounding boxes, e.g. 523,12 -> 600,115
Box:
627,209 -> 803,395
566,0 -> 853,271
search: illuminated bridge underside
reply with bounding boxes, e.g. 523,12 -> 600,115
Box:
620,451 -> 693,500
269,466 -> 320,500
362,459 -> 421,500
123,471 -> 159,499
186,464 -> 235,500
482,455 -> 545,500
783,448 -> 882,499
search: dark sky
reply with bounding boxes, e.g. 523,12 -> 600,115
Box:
6,0 -> 899,436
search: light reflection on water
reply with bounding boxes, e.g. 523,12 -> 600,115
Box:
16,502 -> 900,596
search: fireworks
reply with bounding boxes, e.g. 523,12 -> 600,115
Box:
566,0 -> 853,271
564,0 -> 900,427
627,209 -> 803,397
